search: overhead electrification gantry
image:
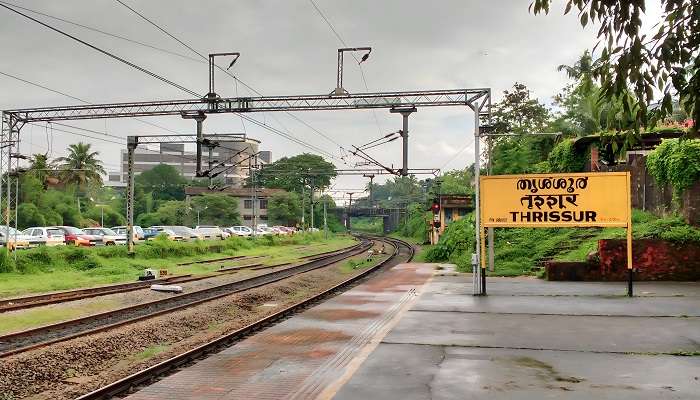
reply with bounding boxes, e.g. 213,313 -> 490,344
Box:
1,87 -> 491,294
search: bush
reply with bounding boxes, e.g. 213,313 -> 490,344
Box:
647,138 -> 700,195
424,216 -> 475,262
547,139 -> 587,173
0,248 -> 15,273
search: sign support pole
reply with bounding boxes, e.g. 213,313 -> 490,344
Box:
480,225 -> 487,295
626,172 -> 634,297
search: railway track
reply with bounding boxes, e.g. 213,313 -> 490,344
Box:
0,242 -> 361,313
0,239 -> 373,357
75,235 -> 413,400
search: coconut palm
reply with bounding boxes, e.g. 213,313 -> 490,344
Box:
557,51 -> 595,96
56,142 -> 106,188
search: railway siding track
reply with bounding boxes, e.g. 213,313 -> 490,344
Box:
75,235 -> 413,400
0,242 -> 362,313
0,239 -> 371,358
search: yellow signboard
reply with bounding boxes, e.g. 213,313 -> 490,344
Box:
480,172 -> 631,228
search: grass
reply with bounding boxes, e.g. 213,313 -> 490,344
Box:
339,257 -> 376,274
0,233 -> 356,298
422,209 -> 700,277
0,298 -> 120,334
133,343 -> 170,360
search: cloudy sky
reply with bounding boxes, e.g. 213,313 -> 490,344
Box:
0,0 -> 661,201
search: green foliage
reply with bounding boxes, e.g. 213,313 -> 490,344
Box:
267,192 -> 302,226
439,168 -> 473,195
351,217 -> 383,234
137,200 -> 189,226
0,248 -> 14,273
56,142 -> 106,188
84,205 -> 126,227
547,139 -> 587,172
647,139 -> 700,194
397,203 -> 429,242
135,164 -> 187,202
363,175 -> 425,208
532,0 -> 700,137
491,83 -> 551,135
424,216 -> 475,264
191,194 -> 241,226
255,153 -> 337,193
491,135 -> 557,175
17,203 -> 46,228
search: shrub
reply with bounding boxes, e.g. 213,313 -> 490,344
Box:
0,248 -> 15,273
647,138 -> 700,195
547,139 -> 587,173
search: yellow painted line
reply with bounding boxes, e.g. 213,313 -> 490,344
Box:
315,264 -> 436,400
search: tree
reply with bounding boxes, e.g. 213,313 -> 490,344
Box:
135,164 -> 187,202
56,143 -> 106,188
532,0 -> 699,137
84,205 -> 126,227
491,83 -> 551,135
28,153 -> 57,188
267,192 -> 302,226
488,83 -> 555,174
136,200 -> 189,226
439,168 -> 473,195
190,194 -> 241,226
254,154 -> 337,193
17,203 -> 46,229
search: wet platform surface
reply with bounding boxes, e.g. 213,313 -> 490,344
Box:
334,273 -> 700,400
124,262 -> 435,400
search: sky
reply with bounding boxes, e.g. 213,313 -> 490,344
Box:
0,0 -> 660,203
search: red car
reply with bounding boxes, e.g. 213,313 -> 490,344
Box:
50,226 -> 102,246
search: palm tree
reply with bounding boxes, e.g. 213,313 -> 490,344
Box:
56,142 -> 106,188
557,50 -> 594,96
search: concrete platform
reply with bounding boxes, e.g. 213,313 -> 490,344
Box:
126,264 -> 700,399
334,271 -> 700,400
124,262 -> 436,400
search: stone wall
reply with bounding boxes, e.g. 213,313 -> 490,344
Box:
546,239 -> 700,281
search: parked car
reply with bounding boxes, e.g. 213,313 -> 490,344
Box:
21,227 -> 66,247
194,225 -> 226,240
142,228 -> 161,240
50,226 -> 102,246
148,226 -> 182,241
255,226 -> 274,236
169,226 -> 202,241
83,227 -> 127,245
0,226 -> 31,250
111,225 -> 144,241
226,226 -> 253,237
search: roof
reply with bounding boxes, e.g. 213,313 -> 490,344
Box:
573,129 -> 686,151
185,187 -> 287,197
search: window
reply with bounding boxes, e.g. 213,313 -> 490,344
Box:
243,215 -> 252,221
259,199 -> 268,209
244,199 -> 253,209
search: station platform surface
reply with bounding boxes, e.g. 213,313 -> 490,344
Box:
126,264 -> 700,400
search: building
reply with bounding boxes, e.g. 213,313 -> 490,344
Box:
430,194 -> 473,245
184,186 -> 287,227
105,137 -> 271,188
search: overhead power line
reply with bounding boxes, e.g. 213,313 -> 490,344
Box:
0,3 -> 201,97
308,0 -> 384,136
114,0 -> 347,157
0,4 -> 340,162
0,0 -> 202,63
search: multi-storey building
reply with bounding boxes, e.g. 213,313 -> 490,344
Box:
106,137 -> 271,188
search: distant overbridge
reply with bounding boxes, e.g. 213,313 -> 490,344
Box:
332,207 -> 406,233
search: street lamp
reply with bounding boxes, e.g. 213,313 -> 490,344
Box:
333,47 -> 371,95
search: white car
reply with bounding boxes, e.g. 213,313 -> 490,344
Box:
194,225 -> 227,240
22,227 -> 66,247
227,226 -> 253,237
83,227 -> 127,245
